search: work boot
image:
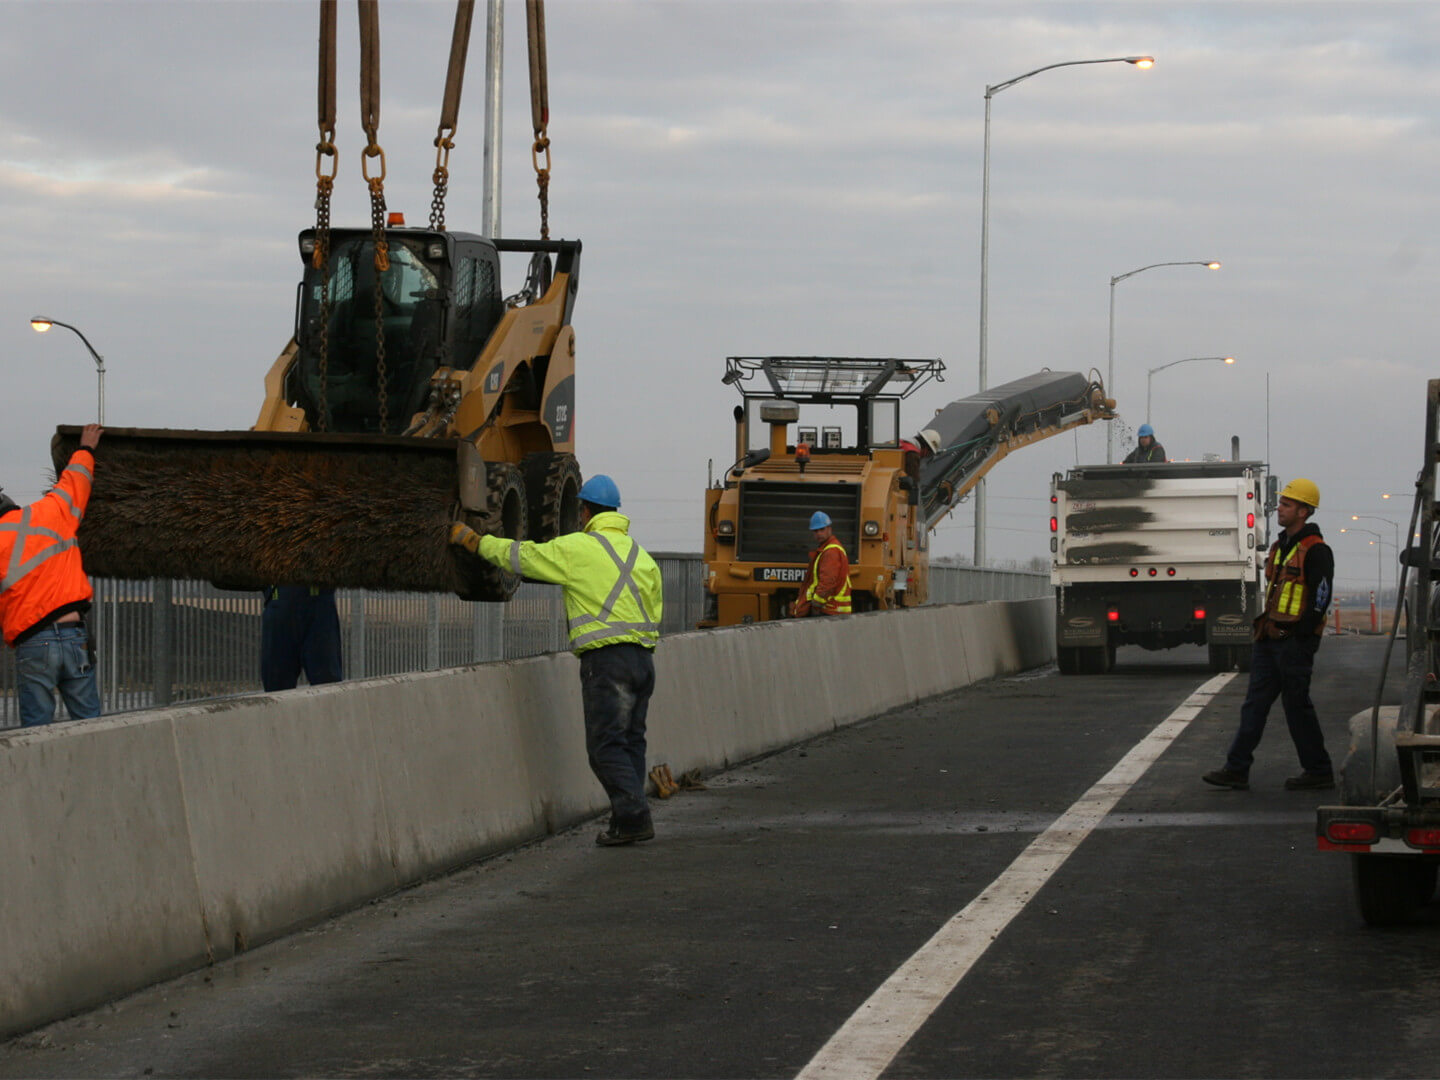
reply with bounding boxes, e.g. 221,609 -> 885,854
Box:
596,815 -> 655,847
1284,771 -> 1336,791
1202,768 -> 1250,790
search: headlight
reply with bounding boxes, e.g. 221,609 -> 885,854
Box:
300,237 -> 316,255
863,520 -> 881,537
717,520 -> 735,536
427,242 -> 446,259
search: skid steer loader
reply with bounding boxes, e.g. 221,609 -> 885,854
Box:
53,229 -> 581,600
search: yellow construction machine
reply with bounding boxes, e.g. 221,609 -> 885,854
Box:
53,0 -> 579,601
700,356 -> 1114,626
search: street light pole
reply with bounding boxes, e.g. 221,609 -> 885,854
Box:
1145,356 -> 1234,425
30,316 -> 106,424
1341,526 -> 1386,608
976,54 -> 1153,565
1106,260 -> 1221,462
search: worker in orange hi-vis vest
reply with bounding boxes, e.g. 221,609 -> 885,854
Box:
792,511 -> 852,617
0,424 -> 104,726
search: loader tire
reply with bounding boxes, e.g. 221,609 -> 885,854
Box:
1056,646 -> 1083,676
452,463 -> 528,603
521,452 -> 582,542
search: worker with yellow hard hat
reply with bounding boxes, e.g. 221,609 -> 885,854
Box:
1204,477 -> 1336,791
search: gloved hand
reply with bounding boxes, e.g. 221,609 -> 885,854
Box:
449,522 -> 482,554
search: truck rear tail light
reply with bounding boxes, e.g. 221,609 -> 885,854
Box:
1326,821 -> 1379,844
1147,568 -> 1158,577
1247,491 -> 1254,500
1050,517 -> 1057,532
1106,608 -> 1120,622
1406,828 -> 1440,849
1051,494 -> 1058,504
1193,607 -> 1206,620
1129,568 -> 1139,577
1166,567 -> 1176,577
1247,513 -> 1255,528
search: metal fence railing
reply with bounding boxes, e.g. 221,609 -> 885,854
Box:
1,556 -> 1044,727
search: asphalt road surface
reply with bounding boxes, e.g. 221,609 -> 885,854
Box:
4,634 -> 1434,1079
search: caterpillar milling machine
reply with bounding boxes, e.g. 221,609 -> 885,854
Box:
700,356 -> 1115,626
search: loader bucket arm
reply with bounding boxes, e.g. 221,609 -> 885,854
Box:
916,370 -> 1114,531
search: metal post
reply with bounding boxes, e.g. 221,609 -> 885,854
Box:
481,0 -> 503,239
151,578 -> 173,707
350,591 -> 367,680
975,89 -> 993,567
426,593 -> 441,671
1107,277 -> 1117,463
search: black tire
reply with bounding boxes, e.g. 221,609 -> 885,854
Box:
1352,854 -> 1433,927
1234,646 -> 1251,673
1057,645 -> 1083,675
1208,643 -> 1234,672
1081,645 -> 1112,675
521,451 -> 582,543
452,463 -> 528,602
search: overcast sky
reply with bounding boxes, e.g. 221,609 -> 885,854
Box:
2,0 -> 1433,593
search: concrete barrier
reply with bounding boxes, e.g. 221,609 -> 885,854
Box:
0,598 -> 1052,1037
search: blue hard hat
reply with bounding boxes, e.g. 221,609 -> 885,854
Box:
809,511 -> 832,530
1137,423 -> 1154,438
578,474 -> 621,509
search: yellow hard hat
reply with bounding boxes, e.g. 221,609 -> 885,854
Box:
1280,478 -> 1320,508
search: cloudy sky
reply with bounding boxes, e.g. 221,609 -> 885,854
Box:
1,0 -> 1433,594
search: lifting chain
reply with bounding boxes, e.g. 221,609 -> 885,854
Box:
312,0 -> 338,432
359,0 -> 390,433
526,0 -> 551,240
430,1 -> 474,231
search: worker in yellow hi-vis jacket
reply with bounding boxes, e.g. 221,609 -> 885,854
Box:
450,474 -> 664,846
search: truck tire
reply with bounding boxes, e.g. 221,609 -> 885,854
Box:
1057,646 -> 1083,676
1341,707 -> 1403,806
1208,644 -> 1235,672
1352,854 -> 1436,927
1234,646 -> 1251,673
452,463 -> 528,602
1083,645 -> 1113,674
521,451 -> 582,543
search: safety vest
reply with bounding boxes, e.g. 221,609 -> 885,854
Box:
1263,533 -> 1323,634
805,538 -> 853,615
0,450 -> 96,646
479,511 -> 663,654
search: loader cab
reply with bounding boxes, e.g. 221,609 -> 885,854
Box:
290,227 -> 503,434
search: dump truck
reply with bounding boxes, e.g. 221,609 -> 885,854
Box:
700,357 -> 1114,626
50,0 -> 580,601
1315,379 -> 1440,926
1049,456 -> 1273,674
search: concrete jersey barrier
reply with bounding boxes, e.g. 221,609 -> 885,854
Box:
0,598 -> 1053,1038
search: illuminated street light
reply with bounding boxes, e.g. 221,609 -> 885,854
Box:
1146,356 -> 1234,425
976,53 -> 1154,565
30,316 -> 106,424
1106,260 -> 1221,462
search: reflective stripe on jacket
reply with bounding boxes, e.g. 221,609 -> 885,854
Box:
803,538 -> 852,615
0,449 -> 96,646
477,510 -> 663,654
1262,533 -> 1324,634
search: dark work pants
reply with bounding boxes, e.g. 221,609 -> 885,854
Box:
1225,635 -> 1332,775
579,643 -> 655,825
261,588 -> 343,692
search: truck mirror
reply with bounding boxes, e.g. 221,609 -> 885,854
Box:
1265,475 -> 1279,515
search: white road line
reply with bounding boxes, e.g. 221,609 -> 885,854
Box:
796,671 -> 1238,1080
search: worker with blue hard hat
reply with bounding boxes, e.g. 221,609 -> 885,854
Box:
1123,423 -> 1167,464
792,510 -> 852,617
450,472 -> 664,847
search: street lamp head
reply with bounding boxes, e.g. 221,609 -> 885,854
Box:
30,318 -> 53,332
1223,357 -> 1235,364
1205,262 -> 1221,270
1127,56 -> 1155,68
1352,515 -> 1360,521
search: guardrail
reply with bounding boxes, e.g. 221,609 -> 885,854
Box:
1,557 -> 1045,726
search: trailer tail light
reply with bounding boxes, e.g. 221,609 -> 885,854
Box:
1129,568 -> 1139,577
1106,608 -> 1120,623
1193,607 -> 1206,621
1326,821 -> 1379,844
1247,490 -> 1254,499
1247,513 -> 1255,528
1148,568 -> 1158,577
1050,517 -> 1057,532
1166,567 -> 1176,577
1406,828 -> 1440,850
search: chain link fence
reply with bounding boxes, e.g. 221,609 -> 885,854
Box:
1,557 -> 1042,727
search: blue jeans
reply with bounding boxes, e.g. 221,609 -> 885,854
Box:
579,643 -> 655,824
1225,635 -> 1332,775
261,587 -> 343,692
14,624 -> 101,727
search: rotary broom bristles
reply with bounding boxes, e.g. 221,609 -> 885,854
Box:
52,427 -> 476,593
